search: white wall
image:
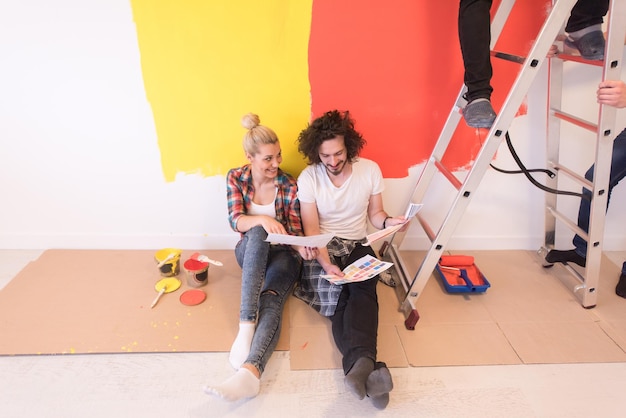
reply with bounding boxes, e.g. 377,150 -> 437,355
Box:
1,1 -> 624,252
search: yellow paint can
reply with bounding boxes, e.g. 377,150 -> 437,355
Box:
154,248 -> 182,277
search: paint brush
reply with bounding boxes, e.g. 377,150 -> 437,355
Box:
151,286 -> 167,309
196,254 -> 223,267
156,253 -> 176,268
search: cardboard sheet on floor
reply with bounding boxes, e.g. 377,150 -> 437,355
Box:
0,249 -> 290,355
3,249 -> 626,368
396,250 -> 626,366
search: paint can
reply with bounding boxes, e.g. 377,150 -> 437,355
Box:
154,248 -> 182,277
183,257 -> 210,288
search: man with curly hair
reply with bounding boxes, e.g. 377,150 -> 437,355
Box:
294,110 -> 406,410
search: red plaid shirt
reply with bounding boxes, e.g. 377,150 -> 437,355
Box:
226,165 -> 303,237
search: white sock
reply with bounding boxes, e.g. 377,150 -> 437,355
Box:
203,368 -> 260,402
228,322 -> 255,369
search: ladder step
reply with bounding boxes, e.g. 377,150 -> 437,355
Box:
491,50 -> 525,64
549,161 -> 593,189
551,109 -> 598,133
415,213 -> 436,242
547,206 -> 588,241
433,158 -> 462,190
556,52 -> 604,66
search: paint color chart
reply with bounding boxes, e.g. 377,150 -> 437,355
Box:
325,255 -> 393,285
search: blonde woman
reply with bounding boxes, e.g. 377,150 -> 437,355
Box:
204,113 -> 314,401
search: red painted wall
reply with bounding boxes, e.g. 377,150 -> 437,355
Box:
308,0 -> 551,177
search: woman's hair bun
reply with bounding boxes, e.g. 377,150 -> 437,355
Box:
241,113 -> 260,130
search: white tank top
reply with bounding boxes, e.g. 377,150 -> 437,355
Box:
248,188 -> 277,218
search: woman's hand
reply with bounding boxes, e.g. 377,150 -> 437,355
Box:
260,216 -> 287,235
295,246 -> 319,260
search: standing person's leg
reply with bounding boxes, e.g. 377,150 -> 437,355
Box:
573,129 -> 625,256
230,225 -> 270,369
618,261 -> 626,298
205,245 -> 301,401
564,0 -> 609,60
331,245 -> 392,409
565,0 -> 609,32
546,130 -> 626,291
606,130 -> 626,297
459,0 -> 496,128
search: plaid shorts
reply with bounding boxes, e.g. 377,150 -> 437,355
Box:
293,236 -> 365,316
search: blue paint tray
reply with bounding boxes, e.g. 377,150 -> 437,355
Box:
435,255 -> 490,293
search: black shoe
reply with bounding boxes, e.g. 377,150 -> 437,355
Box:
545,249 -> 586,268
616,273 -> 626,298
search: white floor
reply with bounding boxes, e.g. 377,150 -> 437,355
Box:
1,249 -> 625,418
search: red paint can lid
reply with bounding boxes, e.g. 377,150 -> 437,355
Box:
180,289 -> 206,306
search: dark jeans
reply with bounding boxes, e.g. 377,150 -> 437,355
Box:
330,244 -> 380,374
565,0 -> 609,33
573,129 -> 626,274
459,0 -> 609,101
459,0 -> 493,102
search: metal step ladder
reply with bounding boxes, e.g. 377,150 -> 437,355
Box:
539,0 -> 626,308
379,0 -> 623,329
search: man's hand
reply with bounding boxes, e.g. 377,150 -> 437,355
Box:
597,80 -> 626,109
321,263 -> 344,278
384,215 -> 410,232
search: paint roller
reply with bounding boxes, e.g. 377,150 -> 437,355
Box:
438,255 -> 474,280
439,255 -> 474,267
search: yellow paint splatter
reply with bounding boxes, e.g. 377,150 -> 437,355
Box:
130,0 -> 313,181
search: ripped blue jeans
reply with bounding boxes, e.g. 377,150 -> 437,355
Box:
234,225 -> 302,373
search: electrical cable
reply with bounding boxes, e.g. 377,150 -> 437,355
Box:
489,131 -> 589,201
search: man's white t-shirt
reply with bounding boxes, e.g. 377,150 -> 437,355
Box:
297,158 -> 384,240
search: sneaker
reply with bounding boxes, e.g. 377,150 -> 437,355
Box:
378,270 -> 395,287
564,30 -> 605,61
462,98 -> 496,128
544,249 -> 586,268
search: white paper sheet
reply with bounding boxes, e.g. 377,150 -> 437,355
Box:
404,202 -> 423,219
362,203 -> 424,246
265,232 -> 334,248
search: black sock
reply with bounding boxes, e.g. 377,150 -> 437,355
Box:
616,273 -> 626,298
545,249 -> 586,268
